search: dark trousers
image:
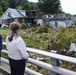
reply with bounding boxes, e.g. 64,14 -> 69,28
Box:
9,58 -> 27,75
0,50 -> 1,62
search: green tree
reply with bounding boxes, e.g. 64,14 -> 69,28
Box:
0,6 -> 3,16
16,6 -> 23,10
37,0 -> 62,14
23,2 -> 38,10
65,13 -> 73,17
19,0 -> 29,6
23,3 -> 30,10
9,0 -> 16,8
9,0 -> 29,8
0,0 -> 9,12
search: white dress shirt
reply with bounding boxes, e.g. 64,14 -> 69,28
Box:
6,36 -> 28,60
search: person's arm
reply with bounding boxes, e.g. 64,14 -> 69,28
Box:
0,35 -> 2,50
16,38 -> 29,59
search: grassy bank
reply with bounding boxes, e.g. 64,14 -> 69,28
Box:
1,25 -> 76,74
0,29 -> 9,34
1,25 -> 76,53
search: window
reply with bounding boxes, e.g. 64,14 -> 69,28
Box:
8,12 -> 11,16
30,12 -> 32,15
55,22 -> 58,28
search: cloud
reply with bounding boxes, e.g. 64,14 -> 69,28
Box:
60,0 -> 76,14
29,0 -> 38,2
28,0 -> 76,15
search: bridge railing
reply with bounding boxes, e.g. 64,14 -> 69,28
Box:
1,42 -> 76,75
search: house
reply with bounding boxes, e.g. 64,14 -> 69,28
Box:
1,8 -> 37,26
36,14 -> 53,26
71,14 -> 76,24
36,15 -> 43,26
49,14 -> 73,29
69,43 -> 76,52
42,14 -> 73,29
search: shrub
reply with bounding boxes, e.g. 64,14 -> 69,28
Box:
36,24 -> 49,33
21,23 -> 26,29
31,27 -> 37,31
74,22 -> 76,26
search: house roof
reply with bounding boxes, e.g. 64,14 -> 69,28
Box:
42,13 -> 69,21
53,14 -> 66,18
1,15 -> 11,20
50,14 -> 68,21
1,8 -> 27,20
17,10 -> 27,17
74,14 -> 76,17
49,18 -> 68,21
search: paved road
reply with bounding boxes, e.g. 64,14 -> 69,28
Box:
0,62 -> 27,75
0,71 -> 6,75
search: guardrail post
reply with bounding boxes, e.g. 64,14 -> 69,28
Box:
50,50 -> 58,75
0,34 -> 2,63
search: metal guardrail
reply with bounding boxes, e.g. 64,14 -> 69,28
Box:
26,47 -> 76,64
1,42 -> 76,75
1,57 -> 42,75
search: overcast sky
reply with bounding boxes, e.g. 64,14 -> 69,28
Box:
29,0 -> 76,15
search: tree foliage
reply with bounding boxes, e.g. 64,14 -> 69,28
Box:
0,5 -> 3,16
23,2 -> 38,10
0,0 -> 9,12
16,6 -> 23,10
9,0 -> 29,8
37,0 -> 62,14
0,0 -> 72,17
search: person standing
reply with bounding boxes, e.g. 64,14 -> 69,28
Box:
0,34 -> 2,62
6,22 -> 29,75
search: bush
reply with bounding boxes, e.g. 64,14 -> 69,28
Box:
74,22 -> 76,26
21,23 -> 26,29
36,24 -> 49,33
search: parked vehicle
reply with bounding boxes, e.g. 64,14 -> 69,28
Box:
1,24 -> 8,29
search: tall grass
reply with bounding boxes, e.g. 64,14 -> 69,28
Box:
0,29 -> 9,34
